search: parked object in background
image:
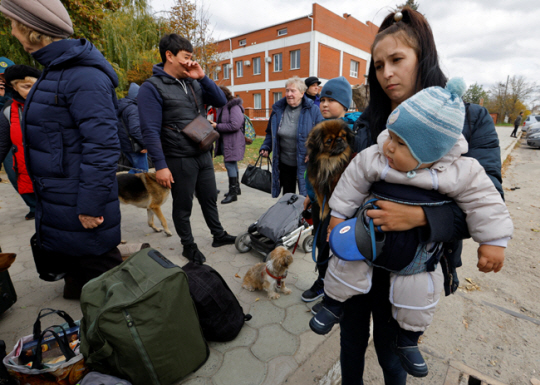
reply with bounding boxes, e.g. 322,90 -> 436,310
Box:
522,114 -> 540,132
117,173 -> 172,237
525,123 -> 540,148
80,248 -> 208,385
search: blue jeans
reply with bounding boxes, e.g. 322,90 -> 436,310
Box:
340,267 -> 407,385
124,151 -> 149,174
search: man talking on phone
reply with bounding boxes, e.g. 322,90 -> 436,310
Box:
138,34 -> 236,265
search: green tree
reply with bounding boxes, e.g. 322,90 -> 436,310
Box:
463,83 -> 488,105
165,0 -> 218,73
397,0 -> 420,11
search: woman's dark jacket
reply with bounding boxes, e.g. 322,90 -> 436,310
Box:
117,95 -> 145,154
261,96 -> 323,197
23,39 -> 121,257
214,97 -> 245,162
352,103 -> 502,294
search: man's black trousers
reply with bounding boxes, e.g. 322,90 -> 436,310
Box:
167,152 -> 225,245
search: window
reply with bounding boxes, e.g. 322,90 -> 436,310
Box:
239,39 -> 246,46
236,61 -> 243,77
273,53 -> 282,72
350,60 -> 359,78
253,57 -> 261,75
254,94 -> 262,109
213,70 -> 218,81
223,64 -> 230,79
273,92 -> 282,104
290,50 -> 300,70
277,28 -> 287,36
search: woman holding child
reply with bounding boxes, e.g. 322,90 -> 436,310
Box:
329,7 -> 503,384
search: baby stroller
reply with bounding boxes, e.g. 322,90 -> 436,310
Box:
235,193 -> 314,261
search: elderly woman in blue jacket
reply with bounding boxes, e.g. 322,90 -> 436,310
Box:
1,0 -> 122,299
260,76 -> 323,197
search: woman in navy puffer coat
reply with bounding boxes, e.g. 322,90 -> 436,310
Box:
4,3 -> 122,298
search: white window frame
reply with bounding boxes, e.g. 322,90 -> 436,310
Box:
236,61 -> 243,77
273,53 -> 282,72
277,28 -> 287,36
290,50 -> 300,70
239,39 -> 246,46
350,60 -> 359,78
273,92 -> 282,104
254,93 -> 262,109
253,57 -> 261,75
223,64 -> 230,80
213,70 -> 218,81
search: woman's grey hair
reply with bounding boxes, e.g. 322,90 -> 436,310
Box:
285,76 -> 307,93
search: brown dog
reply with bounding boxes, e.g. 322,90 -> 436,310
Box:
0,253 -> 16,272
117,172 -> 172,236
306,119 -> 354,219
242,246 -> 294,299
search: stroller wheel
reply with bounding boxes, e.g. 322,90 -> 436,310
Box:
302,235 -> 314,253
235,233 -> 252,253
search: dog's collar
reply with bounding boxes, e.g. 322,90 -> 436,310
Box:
264,267 -> 287,288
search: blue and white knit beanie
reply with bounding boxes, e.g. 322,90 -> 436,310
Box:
320,76 -> 352,109
387,77 -> 467,165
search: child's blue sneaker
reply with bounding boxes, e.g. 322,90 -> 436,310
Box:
309,306 -> 342,335
393,343 -> 428,378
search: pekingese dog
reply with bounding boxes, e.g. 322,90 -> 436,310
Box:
306,119 -> 355,219
242,246 -> 294,299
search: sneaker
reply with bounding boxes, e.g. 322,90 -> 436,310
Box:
182,243 -> 206,265
310,300 -> 323,315
25,211 -> 35,220
309,306 -> 342,335
301,278 -> 324,302
393,342 -> 428,378
212,232 -> 236,247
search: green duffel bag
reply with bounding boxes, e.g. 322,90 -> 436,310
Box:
79,248 -> 209,385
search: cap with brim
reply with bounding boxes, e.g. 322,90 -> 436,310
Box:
329,209 -> 386,262
0,57 -> 15,74
305,76 -> 321,87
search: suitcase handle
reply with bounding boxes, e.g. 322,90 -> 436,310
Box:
33,308 -> 76,340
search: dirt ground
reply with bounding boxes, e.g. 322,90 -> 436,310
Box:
360,140 -> 540,384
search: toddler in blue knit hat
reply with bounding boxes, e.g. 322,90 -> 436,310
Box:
309,78 -> 513,377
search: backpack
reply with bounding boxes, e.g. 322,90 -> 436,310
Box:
243,114 -> 256,144
80,248 -> 209,385
182,262 -> 252,342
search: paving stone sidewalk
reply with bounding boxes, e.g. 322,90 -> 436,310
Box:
0,168 -> 336,385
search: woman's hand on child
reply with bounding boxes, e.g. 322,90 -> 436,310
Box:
366,200 -> 427,232
477,244 -> 504,273
327,216 -> 346,242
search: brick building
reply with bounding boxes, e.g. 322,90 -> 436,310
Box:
212,3 -> 378,118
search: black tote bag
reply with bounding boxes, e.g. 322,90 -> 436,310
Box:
241,155 -> 272,194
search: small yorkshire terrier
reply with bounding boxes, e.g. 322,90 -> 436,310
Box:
242,246 -> 294,299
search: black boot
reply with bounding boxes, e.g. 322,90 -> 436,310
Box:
236,181 -> 241,195
221,177 -> 238,204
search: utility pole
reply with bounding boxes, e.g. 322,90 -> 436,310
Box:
502,75 -> 509,123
